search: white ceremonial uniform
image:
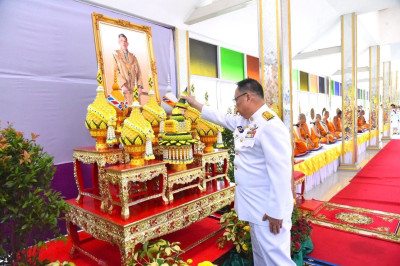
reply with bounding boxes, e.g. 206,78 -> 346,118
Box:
201,104 -> 294,266
390,109 -> 398,133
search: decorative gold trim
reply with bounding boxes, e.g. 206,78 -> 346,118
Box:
276,0 -> 283,119
186,31 -> 191,93
258,0 -> 265,92
91,12 -> 161,103
341,14 -> 345,164
308,202 -> 400,243
294,176 -> 305,186
352,13 -> 358,164
73,148 -> 128,209
193,149 -> 230,187
66,185 -> 236,265
377,46 -> 380,136
104,162 -> 168,220
325,202 -> 400,218
287,0 -> 294,170
175,29 -> 181,96
167,167 -> 205,202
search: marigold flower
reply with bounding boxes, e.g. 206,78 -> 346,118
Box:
186,259 -> 193,264
198,261 -> 214,266
242,244 -> 248,251
243,225 -> 250,232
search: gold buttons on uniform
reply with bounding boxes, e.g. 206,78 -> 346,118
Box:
240,138 -> 243,142
250,117 -> 254,121
235,166 -> 238,170
235,151 -> 239,155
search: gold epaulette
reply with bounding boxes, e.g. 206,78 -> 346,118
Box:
262,111 -> 274,121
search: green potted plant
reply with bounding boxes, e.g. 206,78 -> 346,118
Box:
128,239 -> 189,265
0,123 -> 69,265
291,207 -> 313,266
218,209 -> 253,266
218,207 -> 313,266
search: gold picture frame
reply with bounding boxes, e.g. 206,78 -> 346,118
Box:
92,12 -> 160,105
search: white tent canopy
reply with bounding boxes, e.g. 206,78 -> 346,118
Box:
82,0 -> 400,78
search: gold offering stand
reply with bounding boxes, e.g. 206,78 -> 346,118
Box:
194,149 -> 230,189
103,160 -> 168,220
66,184 -> 235,265
167,165 -> 205,203
72,147 -> 128,211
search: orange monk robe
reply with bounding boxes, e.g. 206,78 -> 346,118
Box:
310,124 -> 325,144
293,133 -> 307,156
335,117 -> 342,131
327,120 -> 342,138
358,116 -> 369,131
317,122 -> 335,142
299,124 -> 319,149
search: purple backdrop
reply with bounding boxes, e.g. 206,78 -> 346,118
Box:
0,0 -> 177,199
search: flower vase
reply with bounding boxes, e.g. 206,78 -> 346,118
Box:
124,145 -> 146,166
200,135 -> 217,153
90,129 -> 108,150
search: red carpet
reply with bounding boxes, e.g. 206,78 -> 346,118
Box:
309,224 -> 400,266
308,140 -> 400,265
39,216 -> 232,265
355,140 -> 400,179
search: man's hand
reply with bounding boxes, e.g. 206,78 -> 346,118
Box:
181,95 -> 204,112
262,214 -> 283,235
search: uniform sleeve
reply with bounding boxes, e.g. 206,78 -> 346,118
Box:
260,119 -> 293,219
200,105 -> 239,131
113,54 -> 127,88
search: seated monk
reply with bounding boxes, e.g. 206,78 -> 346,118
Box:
294,135 -> 307,156
357,110 -> 369,131
295,113 -> 319,150
317,114 -> 336,143
322,110 -> 341,138
333,109 -> 342,132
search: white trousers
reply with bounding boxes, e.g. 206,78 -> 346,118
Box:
249,211 -> 295,266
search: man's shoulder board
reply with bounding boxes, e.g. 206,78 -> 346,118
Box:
262,111 -> 274,121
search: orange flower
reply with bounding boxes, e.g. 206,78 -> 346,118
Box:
21,150 -> 34,163
0,143 -> 10,151
31,133 -> 40,142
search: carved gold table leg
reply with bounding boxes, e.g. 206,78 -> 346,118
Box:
99,168 -> 109,212
119,240 -> 136,266
120,179 -> 130,220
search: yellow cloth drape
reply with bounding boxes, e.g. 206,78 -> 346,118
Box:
383,124 -> 390,132
294,131 -> 376,176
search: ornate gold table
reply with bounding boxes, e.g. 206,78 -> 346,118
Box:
66,183 -> 236,265
167,165 -> 205,203
72,147 -> 128,211
193,149 -> 230,189
104,160 -> 168,220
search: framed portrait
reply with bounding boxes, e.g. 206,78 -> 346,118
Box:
91,12 -> 160,105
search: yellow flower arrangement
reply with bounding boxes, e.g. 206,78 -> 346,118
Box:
217,209 -> 252,261
198,261 -> 215,266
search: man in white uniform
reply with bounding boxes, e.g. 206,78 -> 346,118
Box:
390,104 -> 398,135
183,79 -> 294,265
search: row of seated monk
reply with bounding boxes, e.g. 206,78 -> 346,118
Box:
294,109 -> 371,156
294,110 -> 342,156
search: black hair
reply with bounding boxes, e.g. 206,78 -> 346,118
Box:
236,78 -> 264,99
118,34 -> 128,41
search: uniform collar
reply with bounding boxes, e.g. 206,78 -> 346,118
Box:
248,104 -> 269,122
